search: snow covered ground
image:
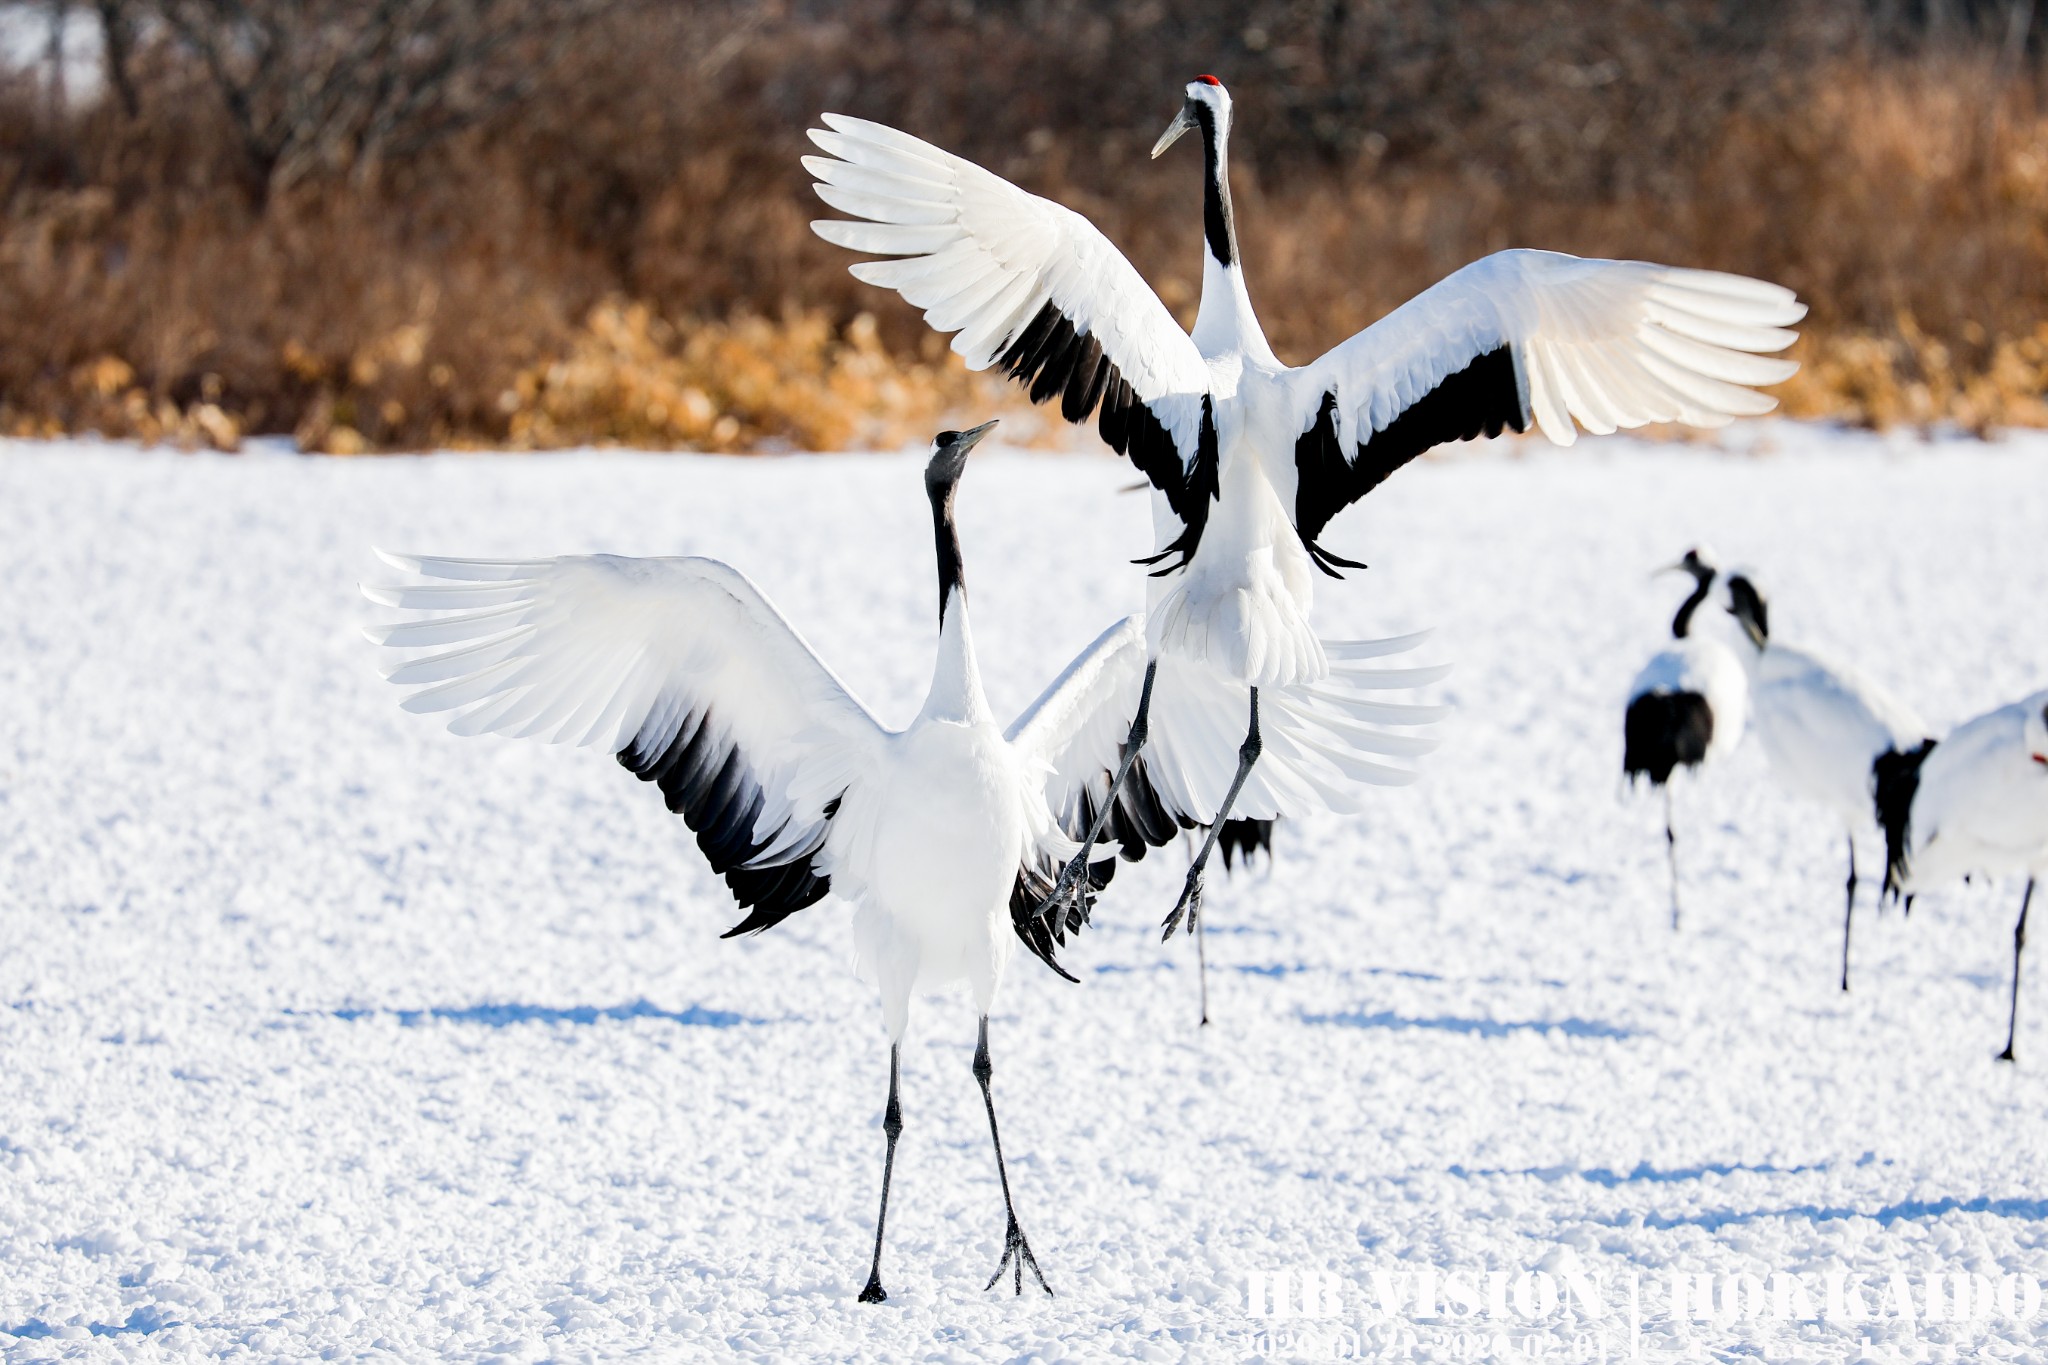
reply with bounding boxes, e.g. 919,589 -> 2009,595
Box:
1,427 -> 2045,1362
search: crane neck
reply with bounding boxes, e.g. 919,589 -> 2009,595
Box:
1197,101 -> 1240,273
1188,111 -> 1275,362
920,478 -> 990,725
1671,573 -> 1713,639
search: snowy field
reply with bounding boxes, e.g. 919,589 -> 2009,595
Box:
1,428 -> 2046,1363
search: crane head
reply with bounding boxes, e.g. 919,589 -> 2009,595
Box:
1722,572 -> 1769,651
1654,546 -> 1718,584
926,419 -> 997,493
1153,75 -> 1232,158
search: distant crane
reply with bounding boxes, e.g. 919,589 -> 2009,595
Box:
1882,690 -> 2048,1061
1723,572 -> 1931,991
806,76 -> 1804,940
1623,547 -> 1748,928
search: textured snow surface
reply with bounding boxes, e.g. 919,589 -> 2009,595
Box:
1,429 -> 2045,1362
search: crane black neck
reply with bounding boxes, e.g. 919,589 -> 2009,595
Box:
1195,102 -> 1238,269
927,472 -> 966,627
1671,570 -> 1714,639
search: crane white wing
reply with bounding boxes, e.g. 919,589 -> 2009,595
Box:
1287,250 -> 1804,570
1008,615 -> 1449,852
807,114 -> 1219,567
363,552 -> 886,934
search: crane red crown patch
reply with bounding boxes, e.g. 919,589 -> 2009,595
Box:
1195,74 -> 1221,85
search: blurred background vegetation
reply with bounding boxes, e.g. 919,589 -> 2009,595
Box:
5,0 -> 2048,452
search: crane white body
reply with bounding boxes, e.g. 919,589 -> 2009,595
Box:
1723,572 -> 1930,990
1893,689 -> 2048,1061
1746,641 -> 1928,827
1627,640 -> 1748,767
1898,690 -> 2048,890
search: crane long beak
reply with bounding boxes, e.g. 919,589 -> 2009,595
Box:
953,418 -> 999,452
1151,106 -> 1196,158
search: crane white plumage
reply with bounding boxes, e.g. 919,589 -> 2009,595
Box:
1882,690 -> 2048,1061
362,421 -> 1444,1303
1623,547 -> 1748,928
806,74 -> 1805,934
1722,571 -> 1932,992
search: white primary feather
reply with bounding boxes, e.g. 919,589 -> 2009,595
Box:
1295,250 -> 1805,449
806,114 -> 1211,460
365,551 -> 884,864
1009,614 -> 1448,835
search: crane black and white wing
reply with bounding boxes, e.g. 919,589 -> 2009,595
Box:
1003,613 -> 1449,951
363,552 -> 886,935
806,114 -> 1220,559
1289,251 -> 1804,571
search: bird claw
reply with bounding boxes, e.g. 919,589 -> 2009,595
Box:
857,1275 -> 888,1304
1162,868 -> 1204,940
984,1215 -> 1052,1297
1033,853 -> 1095,929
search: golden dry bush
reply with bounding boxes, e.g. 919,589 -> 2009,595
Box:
7,2 -> 2048,449
497,303 -> 1036,452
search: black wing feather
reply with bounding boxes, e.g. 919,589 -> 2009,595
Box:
997,301 -> 1217,570
1874,739 -> 1940,902
1294,345 -> 1526,577
618,704 -> 837,937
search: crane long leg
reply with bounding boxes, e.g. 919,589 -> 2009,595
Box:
974,1017 -> 1051,1296
1196,894 -> 1211,1027
1841,834 -> 1858,994
1164,689 -> 1262,940
857,1044 -> 904,1304
1035,662 -> 1156,925
1998,878 -> 2034,1064
1664,784 -> 1682,932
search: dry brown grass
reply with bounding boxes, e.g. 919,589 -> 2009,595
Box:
5,7 -> 2048,451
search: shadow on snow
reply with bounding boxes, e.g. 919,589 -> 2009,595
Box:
289,999 -> 760,1028
3,1308 -> 180,1339
1629,1194 -> 2048,1232
1299,1009 -> 1635,1040
1451,1160 -> 1830,1186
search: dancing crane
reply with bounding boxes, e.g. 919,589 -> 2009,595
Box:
805,76 -> 1804,936
364,422 -> 1443,1302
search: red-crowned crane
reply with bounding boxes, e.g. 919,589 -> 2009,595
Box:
363,423 -> 1443,1303
1723,572 -> 1932,992
805,76 -> 1805,939
1882,691 -> 2048,1061
1624,547 -> 1748,928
